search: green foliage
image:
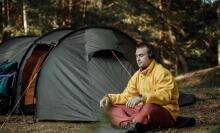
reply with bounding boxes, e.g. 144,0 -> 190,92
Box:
209,119 -> 220,133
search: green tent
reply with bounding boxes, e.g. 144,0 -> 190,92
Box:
0,36 -> 38,64
16,28 -> 74,114
15,27 -> 137,121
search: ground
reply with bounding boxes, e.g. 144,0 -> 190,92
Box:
0,67 -> 220,133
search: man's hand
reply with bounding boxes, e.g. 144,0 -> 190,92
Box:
100,96 -> 111,110
126,96 -> 143,108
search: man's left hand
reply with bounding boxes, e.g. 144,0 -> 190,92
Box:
126,96 -> 143,108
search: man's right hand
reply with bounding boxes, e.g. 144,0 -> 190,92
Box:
99,96 -> 111,109
126,96 -> 143,108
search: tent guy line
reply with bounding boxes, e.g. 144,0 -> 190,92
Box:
111,50 -> 132,78
0,72 -> 37,130
0,48 -> 52,130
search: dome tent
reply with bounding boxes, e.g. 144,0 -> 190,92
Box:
16,26 -> 137,121
0,36 -> 38,64
35,27 -> 137,121
16,28 -> 74,114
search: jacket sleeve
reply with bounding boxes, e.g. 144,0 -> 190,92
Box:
108,72 -> 139,104
145,70 -> 179,106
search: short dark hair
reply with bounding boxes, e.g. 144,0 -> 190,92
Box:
136,42 -> 155,59
136,42 -> 153,53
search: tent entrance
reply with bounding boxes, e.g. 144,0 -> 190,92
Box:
20,44 -> 51,114
93,50 -> 125,59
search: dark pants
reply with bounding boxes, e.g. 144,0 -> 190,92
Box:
107,103 -> 174,129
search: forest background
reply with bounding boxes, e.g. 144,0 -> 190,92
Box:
0,0 -> 218,75
0,0 -> 220,132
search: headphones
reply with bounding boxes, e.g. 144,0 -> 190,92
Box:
148,50 -> 155,59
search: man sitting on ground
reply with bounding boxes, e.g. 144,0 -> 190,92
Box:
100,43 -> 180,132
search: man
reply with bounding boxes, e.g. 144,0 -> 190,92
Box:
99,43 -> 179,132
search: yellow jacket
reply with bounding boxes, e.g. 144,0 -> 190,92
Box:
108,60 -> 180,120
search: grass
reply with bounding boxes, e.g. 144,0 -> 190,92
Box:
0,70 -> 220,132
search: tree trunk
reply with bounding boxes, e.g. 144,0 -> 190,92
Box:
71,0 -> 77,27
97,0 -> 103,23
157,0 -> 175,73
23,0 -> 28,35
159,0 -> 164,42
61,0 -> 65,8
67,0 -> 73,26
0,1 -> 3,42
2,0 -> 10,42
218,1 -> 220,65
2,0 -> 6,27
61,0 -> 66,26
167,0 -> 188,74
83,0 -> 87,26
176,65 -> 220,88
159,0 -> 168,66
218,43 -> 220,65
6,0 -> 9,24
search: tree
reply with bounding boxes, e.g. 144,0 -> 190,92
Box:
0,1 -> 3,42
1,0 -> 11,41
218,0 -> 220,65
22,0 -> 28,34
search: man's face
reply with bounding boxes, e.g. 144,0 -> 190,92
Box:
135,47 -> 152,69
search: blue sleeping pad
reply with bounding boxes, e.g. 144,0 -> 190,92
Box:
0,61 -> 17,97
